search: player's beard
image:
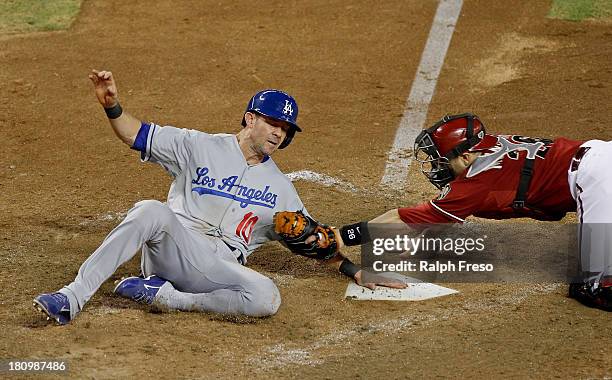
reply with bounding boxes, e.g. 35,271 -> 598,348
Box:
251,140 -> 278,158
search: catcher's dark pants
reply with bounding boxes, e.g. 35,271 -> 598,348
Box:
60,200 -> 281,319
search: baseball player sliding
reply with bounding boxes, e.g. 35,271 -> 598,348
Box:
33,70 -> 405,325
276,113 -> 611,311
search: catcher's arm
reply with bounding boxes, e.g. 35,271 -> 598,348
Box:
332,209 -> 403,250
324,253 -> 407,290
273,211 -> 407,290
328,208 -> 408,289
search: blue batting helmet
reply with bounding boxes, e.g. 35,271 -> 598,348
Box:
241,89 -> 301,149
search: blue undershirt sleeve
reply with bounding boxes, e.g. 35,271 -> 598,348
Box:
130,121 -> 151,153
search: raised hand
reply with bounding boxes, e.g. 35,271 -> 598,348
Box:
88,69 -> 118,108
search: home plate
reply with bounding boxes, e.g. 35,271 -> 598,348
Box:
344,273 -> 458,301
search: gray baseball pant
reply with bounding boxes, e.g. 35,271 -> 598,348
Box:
59,200 -> 281,319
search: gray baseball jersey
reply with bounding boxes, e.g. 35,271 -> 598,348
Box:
136,122 -> 307,263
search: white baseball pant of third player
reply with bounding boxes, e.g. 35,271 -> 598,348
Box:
568,139 -> 612,282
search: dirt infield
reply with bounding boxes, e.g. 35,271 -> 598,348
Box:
1,0 -> 611,378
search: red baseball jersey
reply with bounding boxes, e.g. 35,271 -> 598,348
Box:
399,136 -> 583,224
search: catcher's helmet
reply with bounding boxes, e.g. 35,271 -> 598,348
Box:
241,89 -> 301,149
414,113 -> 497,189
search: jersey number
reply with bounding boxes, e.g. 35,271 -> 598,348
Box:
346,227 -> 360,240
507,135 -> 553,159
236,212 -> 259,244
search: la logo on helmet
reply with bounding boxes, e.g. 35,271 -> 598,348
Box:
283,100 -> 294,116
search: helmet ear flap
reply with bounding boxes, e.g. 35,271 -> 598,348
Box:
278,127 -> 296,149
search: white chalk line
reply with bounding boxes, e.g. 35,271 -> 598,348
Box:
248,283 -> 562,370
381,0 -> 464,190
78,211 -> 127,226
76,171 -> 366,227
287,170 -> 409,200
286,170 -> 358,193
285,4 -> 467,348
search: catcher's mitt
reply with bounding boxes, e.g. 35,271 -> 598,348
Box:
273,211 -> 338,260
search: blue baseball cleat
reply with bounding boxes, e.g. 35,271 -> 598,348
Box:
33,292 -> 72,325
113,275 -> 168,305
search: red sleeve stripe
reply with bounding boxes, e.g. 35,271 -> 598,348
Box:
429,201 -> 465,223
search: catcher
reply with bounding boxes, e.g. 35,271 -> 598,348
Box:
275,113 -> 611,312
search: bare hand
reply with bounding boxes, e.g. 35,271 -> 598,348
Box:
354,270 -> 408,290
88,69 -> 118,108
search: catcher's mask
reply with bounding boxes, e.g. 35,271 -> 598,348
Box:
414,113 -> 496,189
242,89 -> 301,149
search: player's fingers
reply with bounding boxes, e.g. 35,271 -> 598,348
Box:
305,235 -> 317,245
103,71 -> 112,80
363,283 -> 377,290
378,282 -> 408,289
89,75 -> 100,86
98,70 -> 111,80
